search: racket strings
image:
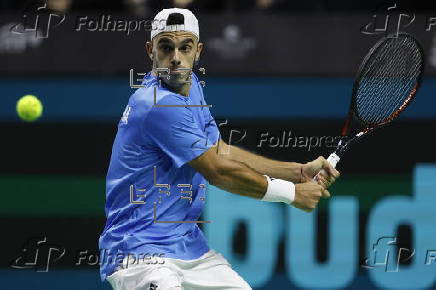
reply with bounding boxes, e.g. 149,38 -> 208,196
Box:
355,35 -> 422,125
358,39 -> 418,122
366,39 -> 419,116
357,38 -> 420,123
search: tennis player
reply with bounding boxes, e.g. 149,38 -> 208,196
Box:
99,8 -> 340,290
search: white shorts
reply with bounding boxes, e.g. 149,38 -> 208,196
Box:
106,249 -> 252,290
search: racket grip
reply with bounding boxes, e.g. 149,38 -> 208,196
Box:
312,153 -> 340,182
326,152 -> 340,168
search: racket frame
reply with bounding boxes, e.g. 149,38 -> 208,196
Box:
334,32 -> 424,159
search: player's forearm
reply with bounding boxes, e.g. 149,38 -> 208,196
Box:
209,157 -> 268,199
220,142 -> 302,183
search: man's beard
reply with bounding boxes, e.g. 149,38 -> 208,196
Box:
160,73 -> 192,91
164,71 -> 192,87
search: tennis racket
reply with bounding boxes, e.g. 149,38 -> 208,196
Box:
315,32 -> 425,179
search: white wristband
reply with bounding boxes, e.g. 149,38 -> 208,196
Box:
261,175 -> 295,204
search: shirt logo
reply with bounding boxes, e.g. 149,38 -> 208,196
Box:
121,106 -> 132,124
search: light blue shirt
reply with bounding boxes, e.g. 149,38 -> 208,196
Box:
99,72 -> 219,281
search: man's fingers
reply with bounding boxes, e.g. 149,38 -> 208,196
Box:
293,203 -> 313,213
332,168 -> 340,179
316,174 -> 331,189
322,189 -> 330,198
314,174 -> 332,197
293,181 -> 332,213
322,160 -> 335,176
315,156 -> 340,189
319,156 -> 340,178
317,175 -> 327,187
326,175 -> 336,187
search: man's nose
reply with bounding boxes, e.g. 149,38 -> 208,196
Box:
170,49 -> 182,67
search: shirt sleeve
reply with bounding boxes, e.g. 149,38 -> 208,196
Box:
203,107 -> 220,146
143,97 -> 214,168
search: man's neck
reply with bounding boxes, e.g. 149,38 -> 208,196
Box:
172,83 -> 191,97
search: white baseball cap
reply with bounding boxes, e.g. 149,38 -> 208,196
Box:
151,8 -> 199,40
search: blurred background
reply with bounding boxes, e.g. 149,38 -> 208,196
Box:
1,0 -> 436,289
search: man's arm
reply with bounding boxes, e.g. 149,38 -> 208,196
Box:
216,139 -> 302,182
215,139 -> 340,188
188,145 -> 326,212
190,144 -> 268,199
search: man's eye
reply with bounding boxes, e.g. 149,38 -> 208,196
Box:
180,45 -> 192,52
160,45 -> 172,52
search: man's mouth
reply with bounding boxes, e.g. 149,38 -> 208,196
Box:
170,68 -> 190,75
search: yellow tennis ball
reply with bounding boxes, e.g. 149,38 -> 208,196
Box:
16,95 -> 43,122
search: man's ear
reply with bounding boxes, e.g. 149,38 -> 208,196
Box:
195,42 -> 203,62
145,41 -> 153,60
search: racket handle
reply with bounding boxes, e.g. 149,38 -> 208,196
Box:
326,152 -> 340,168
312,153 -> 340,182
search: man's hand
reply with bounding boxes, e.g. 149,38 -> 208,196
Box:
301,156 -> 340,197
292,156 -> 340,213
293,182 -> 325,212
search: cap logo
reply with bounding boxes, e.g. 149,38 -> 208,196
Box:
166,13 -> 184,26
